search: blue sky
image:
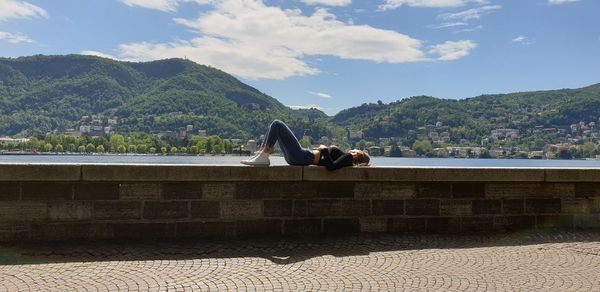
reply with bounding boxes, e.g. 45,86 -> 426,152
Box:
1,0 -> 599,115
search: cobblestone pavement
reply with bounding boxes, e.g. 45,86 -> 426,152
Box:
1,230 -> 600,291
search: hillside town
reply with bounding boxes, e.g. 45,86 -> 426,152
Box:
2,114 -> 600,160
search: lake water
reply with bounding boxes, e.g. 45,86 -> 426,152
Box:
1,154 -> 600,168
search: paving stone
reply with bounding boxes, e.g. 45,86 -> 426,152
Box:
236,219 -> 282,236
176,221 -> 236,239
387,217 -> 427,232
283,219 -> 321,235
537,215 -> 573,229
493,215 -> 536,231
322,218 -> 359,234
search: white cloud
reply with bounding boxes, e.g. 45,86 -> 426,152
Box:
428,22 -> 467,29
121,0 -> 180,12
120,0 -> 214,12
439,5 -> 500,21
300,0 -> 352,7
116,0 -> 428,80
428,40 -> 476,61
288,104 -> 324,110
379,0 -> 486,11
548,0 -> 579,4
0,0 -> 47,22
452,24 -> 482,33
80,50 -> 119,60
512,35 -> 526,42
511,35 -> 534,45
0,31 -> 33,44
309,91 -> 333,98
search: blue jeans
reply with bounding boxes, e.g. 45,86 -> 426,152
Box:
262,120 -> 314,165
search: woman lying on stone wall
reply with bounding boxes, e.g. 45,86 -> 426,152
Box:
241,120 -> 370,170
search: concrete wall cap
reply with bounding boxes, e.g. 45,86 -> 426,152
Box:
0,164 -> 81,181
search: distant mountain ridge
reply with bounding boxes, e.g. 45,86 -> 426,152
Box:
1,54 -> 599,149
0,55 -> 333,139
331,83 -> 600,146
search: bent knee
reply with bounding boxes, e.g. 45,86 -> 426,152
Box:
271,120 -> 284,126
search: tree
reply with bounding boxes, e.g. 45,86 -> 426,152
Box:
55,144 -> 64,152
86,143 -> 96,153
68,143 -> 77,152
581,142 -> 598,158
180,146 -> 188,154
137,144 -> 148,153
96,145 -> 105,153
128,144 -> 137,153
117,144 -> 126,154
170,146 -> 178,154
109,134 -> 125,153
412,140 -> 432,156
299,138 -> 311,148
43,143 -> 53,152
149,147 -> 157,154
160,146 -> 167,154
77,145 -> 86,153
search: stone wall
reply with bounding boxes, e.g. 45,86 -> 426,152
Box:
0,164 -> 599,241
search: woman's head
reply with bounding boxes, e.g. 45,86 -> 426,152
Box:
349,149 -> 370,166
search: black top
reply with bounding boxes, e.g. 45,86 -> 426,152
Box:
317,146 -> 354,171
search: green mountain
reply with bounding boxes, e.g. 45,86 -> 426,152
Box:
0,55 -> 334,139
331,83 -> 600,148
2,54 -> 599,151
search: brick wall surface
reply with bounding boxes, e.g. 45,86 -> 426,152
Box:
0,165 -> 599,241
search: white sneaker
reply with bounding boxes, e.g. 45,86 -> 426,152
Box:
241,152 -> 270,166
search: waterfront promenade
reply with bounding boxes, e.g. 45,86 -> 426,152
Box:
1,230 -> 599,291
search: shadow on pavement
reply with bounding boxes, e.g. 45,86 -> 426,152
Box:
1,229 -> 599,266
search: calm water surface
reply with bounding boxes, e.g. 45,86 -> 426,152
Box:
1,154 -> 600,168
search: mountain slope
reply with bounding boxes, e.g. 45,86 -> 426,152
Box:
0,55 -> 332,138
332,83 -> 600,144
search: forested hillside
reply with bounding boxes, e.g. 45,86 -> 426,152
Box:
0,55 -> 336,139
2,54 -> 600,151
332,84 -> 600,148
